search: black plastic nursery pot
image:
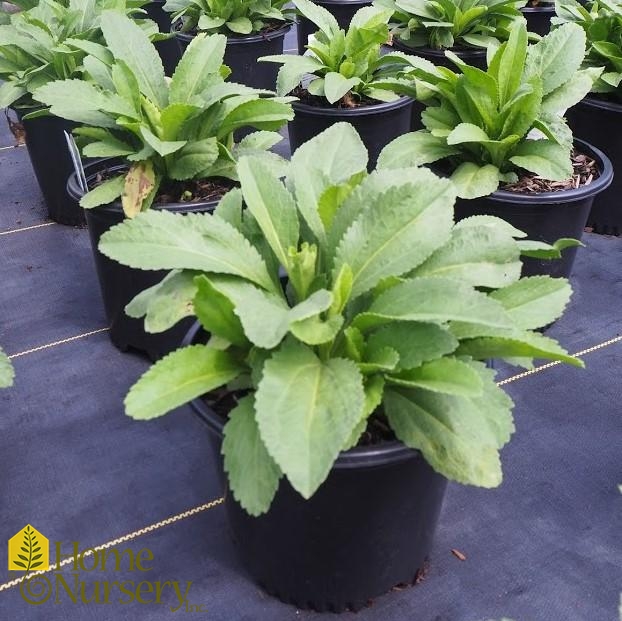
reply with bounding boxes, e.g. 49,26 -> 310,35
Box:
566,96 -> 622,235
521,4 -> 555,37
185,324 -> 448,613
176,23 -> 291,91
13,108 -> 85,226
289,96 -> 413,169
67,161 -> 219,361
144,0 -> 180,76
452,139 -> 613,278
297,0 -> 372,55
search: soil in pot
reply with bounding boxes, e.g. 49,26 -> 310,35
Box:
288,88 -> 413,169
566,95 -> 622,235
522,1 -> 555,37
12,108 -> 85,226
175,22 -> 292,91
67,161 -> 230,361
145,0 -> 181,76
185,325 -> 448,613
297,0 -> 372,55
451,140 -> 614,278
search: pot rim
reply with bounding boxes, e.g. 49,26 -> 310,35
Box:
580,94 -> 622,114
520,4 -> 556,13
66,159 -> 223,213
392,39 -> 487,58
174,20 -> 292,44
292,94 -> 413,117
182,322 -> 422,470
484,138 -> 614,204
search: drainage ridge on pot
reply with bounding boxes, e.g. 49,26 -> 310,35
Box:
67,159 -> 220,361
452,138 -> 614,278
289,96 -> 414,169
566,96 -> 622,235
175,22 -> 292,91
183,322 -> 447,613
13,107 -> 86,226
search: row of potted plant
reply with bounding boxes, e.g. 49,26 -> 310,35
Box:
0,2 -> 602,611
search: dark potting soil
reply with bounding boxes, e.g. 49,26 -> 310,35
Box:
91,169 -> 235,205
291,85 -> 384,110
500,148 -> 600,194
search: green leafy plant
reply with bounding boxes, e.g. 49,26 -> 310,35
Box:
0,0 -> 157,108
377,0 -> 527,50
0,346 -> 14,388
32,12 -> 293,216
380,21 -> 601,198
98,122 -> 582,516
164,0 -> 293,36
260,0 -> 420,104
554,0 -> 622,98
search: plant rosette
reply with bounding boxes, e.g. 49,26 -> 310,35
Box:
33,13 -> 294,218
98,122 -> 582,605
260,0 -> 430,164
377,0 -> 527,64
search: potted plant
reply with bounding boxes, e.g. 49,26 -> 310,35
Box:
98,122 -> 583,611
296,0 -> 373,54
523,0 -> 555,36
557,0 -> 622,234
144,0 -> 181,75
0,0 -> 158,225
33,13 -> 293,361
380,21 -> 613,277
168,0 -> 294,91
0,347 -> 14,388
378,0 -> 528,70
260,0 -> 421,166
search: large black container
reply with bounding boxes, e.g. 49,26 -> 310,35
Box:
391,41 -> 488,130
186,324 -> 448,613
297,0 -> 372,54
176,23 -> 291,91
67,161 -> 218,361
566,96 -> 622,235
145,0 -> 180,76
289,96 -> 413,168
452,140 -> 613,278
522,4 -> 555,37
14,108 -> 85,226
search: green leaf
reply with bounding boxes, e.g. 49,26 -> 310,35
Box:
294,0 -> 340,37
324,71 -> 361,103
255,340 -> 365,498
237,157 -> 299,269
509,140 -> 572,181
517,238 -> 581,259
0,347 -> 14,388
378,131 -> 460,169
168,138 -> 219,181
193,275 -> 247,346
333,168 -> 456,299
222,395 -> 281,516
98,210 -> 276,292
488,276 -> 572,330
125,345 -> 242,419
367,322 -> 458,370
446,122 -> 490,145
525,22 -> 587,96
170,33 -> 227,104
354,276 -> 513,331
218,99 -> 294,138
412,222 -> 522,288
100,12 -> 168,108
226,17 -> 253,34
261,54 -> 325,96
385,369 -> 514,487
450,162 -> 501,199
541,67 -> 603,115
79,175 -> 124,209
496,21 -> 527,107
387,357 -> 484,397
125,269 -> 198,333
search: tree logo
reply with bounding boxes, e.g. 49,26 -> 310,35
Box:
8,525 -> 49,571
